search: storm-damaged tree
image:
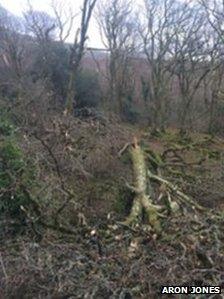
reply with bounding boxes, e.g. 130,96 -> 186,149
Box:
65,0 -> 97,114
119,137 -> 202,232
97,0 -> 137,116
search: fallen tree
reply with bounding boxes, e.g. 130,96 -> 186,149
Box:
120,137 -> 204,233
123,137 -> 162,232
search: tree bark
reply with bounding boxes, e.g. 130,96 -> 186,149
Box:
124,138 -> 161,232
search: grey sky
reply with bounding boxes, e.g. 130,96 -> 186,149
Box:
0,0 -> 105,47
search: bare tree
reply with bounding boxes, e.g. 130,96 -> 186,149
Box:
23,3 -> 58,85
167,2 -> 211,134
51,0 -> 77,43
199,0 -> 224,42
65,0 -> 98,114
199,0 -> 224,133
97,0 -> 137,115
24,6 -> 56,43
138,0 -> 192,131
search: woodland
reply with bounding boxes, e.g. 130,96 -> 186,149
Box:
1,0 -> 224,298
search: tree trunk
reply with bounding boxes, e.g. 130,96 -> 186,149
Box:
124,138 -> 161,232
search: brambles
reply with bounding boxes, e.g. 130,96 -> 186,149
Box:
0,119 -> 36,222
0,118 -> 15,136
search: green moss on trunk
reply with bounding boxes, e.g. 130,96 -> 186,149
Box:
124,138 -> 161,232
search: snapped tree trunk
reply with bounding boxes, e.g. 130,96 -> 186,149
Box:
124,138 -> 161,232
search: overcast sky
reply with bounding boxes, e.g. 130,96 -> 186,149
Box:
0,0 -> 106,48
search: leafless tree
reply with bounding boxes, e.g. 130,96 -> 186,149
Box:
97,0 -> 137,115
198,0 -> 224,133
23,3 -> 58,86
24,3 -> 56,43
167,2 -> 211,134
51,0 -> 77,43
65,0 -> 98,114
138,0 -> 192,131
199,0 -> 224,42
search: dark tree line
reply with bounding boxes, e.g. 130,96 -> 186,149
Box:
1,0 -> 224,133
